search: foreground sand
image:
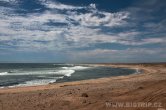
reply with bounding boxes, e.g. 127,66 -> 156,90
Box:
0,64 -> 166,110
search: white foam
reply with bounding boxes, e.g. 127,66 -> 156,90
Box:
54,69 -> 75,77
4,76 -> 65,88
14,79 -> 57,87
0,72 -> 8,75
135,68 -> 141,74
61,67 -> 68,69
0,66 -> 90,76
0,69 -> 75,76
62,66 -> 90,70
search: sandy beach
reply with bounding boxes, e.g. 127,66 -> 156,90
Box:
0,63 -> 166,110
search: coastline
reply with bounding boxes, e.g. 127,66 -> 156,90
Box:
0,63 -> 166,110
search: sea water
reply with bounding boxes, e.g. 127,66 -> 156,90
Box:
0,63 -> 136,88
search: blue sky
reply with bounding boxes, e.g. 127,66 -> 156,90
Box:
0,0 -> 166,63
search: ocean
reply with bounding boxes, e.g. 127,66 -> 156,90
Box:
0,63 -> 136,88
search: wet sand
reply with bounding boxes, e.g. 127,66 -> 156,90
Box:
0,63 -> 166,110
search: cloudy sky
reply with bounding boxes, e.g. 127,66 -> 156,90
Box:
0,0 -> 166,63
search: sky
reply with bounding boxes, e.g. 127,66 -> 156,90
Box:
0,0 -> 166,63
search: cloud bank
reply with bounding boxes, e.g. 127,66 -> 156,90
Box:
0,0 -> 166,62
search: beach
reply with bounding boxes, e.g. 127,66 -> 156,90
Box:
0,63 -> 166,110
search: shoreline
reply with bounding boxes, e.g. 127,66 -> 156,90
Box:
0,64 -> 139,93
0,63 -> 166,110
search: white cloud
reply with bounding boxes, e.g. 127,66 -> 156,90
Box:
66,47 -> 166,62
117,37 -> 166,45
0,2 -> 131,51
65,26 -> 166,47
142,38 -> 166,44
0,0 -> 17,3
70,10 -> 129,27
41,0 -> 84,10
41,1 -> 130,27
89,3 -> 96,9
0,0 -> 165,54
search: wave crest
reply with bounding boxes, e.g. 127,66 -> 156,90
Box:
62,66 -> 90,70
0,72 -> 8,75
